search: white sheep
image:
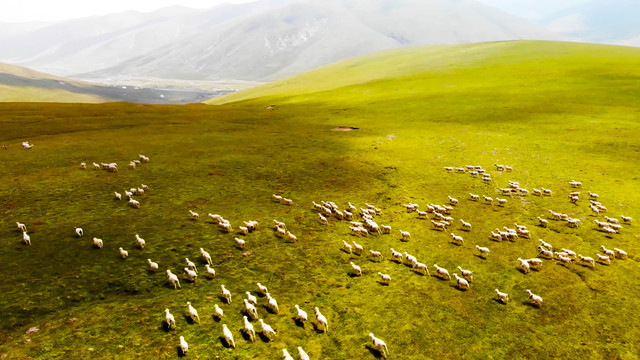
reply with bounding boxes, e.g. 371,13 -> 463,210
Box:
431,220 -> 447,231
119,247 -> 128,259
620,215 -> 632,223
205,264 -> 216,278
238,226 -> 249,235
214,304 -> 224,319
188,210 -> 199,220
469,193 -> 480,201
164,308 -> 175,329
578,254 -> 595,267
527,258 -> 543,269
235,237 -> 246,250
246,291 -> 257,305
483,195 -> 493,204
297,347 -> 310,360
412,262 -> 429,275
259,318 -> 276,340
448,196 -> 459,205
378,272 -> 391,284
244,299 -> 258,319
490,231 -> 502,242
179,336 -> 188,355
369,250 -> 383,261
390,248 -> 403,263
222,324 -> 235,348
596,254 -> 611,265
221,285 -> 232,303
476,245 -> 490,258
16,222 -> 27,232
532,188 -> 542,196
147,259 -> 158,272
257,282 -> 268,296
243,316 -> 255,342
186,302 -> 199,323
517,258 -> 530,273
199,248 -> 212,266
22,231 -> 31,245
184,268 -> 197,282
318,214 -> 328,225
266,292 -> 279,314
604,216 -> 619,225
433,264 -> 451,280
129,199 -> 140,208
495,289 -> 509,303
166,270 -> 181,289
369,333 -> 389,358
133,234 -> 145,249
404,252 -> 418,267
539,239 -> 553,250
281,198 -> 293,205
274,194 -> 283,202
614,248 -> 627,259
315,307 -> 328,332
286,231 -> 298,243
600,246 -> 615,258
342,240 -> 353,254
185,258 -> 197,273
457,266 -> 472,280
350,262 -> 362,276
569,180 -> 582,188
295,304 -> 308,323
92,237 -> 103,249
497,198 -> 507,206
450,233 -> 464,246
113,191 -> 122,200
453,273 -> 470,290
538,247 -> 553,259
526,289 -> 543,307
75,227 -> 84,237
92,162 -> 100,170
460,220 -> 472,231
399,230 -> 411,241
537,217 -> 548,228
283,349 -> 295,360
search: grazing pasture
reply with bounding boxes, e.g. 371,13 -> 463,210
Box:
1,41 -> 640,359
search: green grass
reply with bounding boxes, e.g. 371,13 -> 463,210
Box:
1,41 -> 640,359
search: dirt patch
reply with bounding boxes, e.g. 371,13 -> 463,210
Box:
332,127 -> 359,131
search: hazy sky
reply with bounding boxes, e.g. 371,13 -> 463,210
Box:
0,0 -> 592,23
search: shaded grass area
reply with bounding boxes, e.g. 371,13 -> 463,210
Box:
1,42 -> 640,359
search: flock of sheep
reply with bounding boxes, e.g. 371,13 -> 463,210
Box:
11,147 -> 634,359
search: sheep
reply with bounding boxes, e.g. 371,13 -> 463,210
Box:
587,191 -> 598,200
433,264 -> 451,280
569,195 -> 579,204
139,154 -> 150,163
537,217 -> 548,227
495,289 -> 509,303
221,324 -> 235,348
295,304 -> 308,323
205,264 -> 216,278
560,249 -> 576,258
164,308 -> 175,329
613,248 -> 627,259
517,258 -> 530,273
166,270 -> 181,289
315,307 -> 328,332
457,219 -> 472,232
444,166 -> 454,172
410,262 -> 427,275
590,205 -> 600,216
369,250 -> 383,261
578,254 -> 595,267
567,218 -> 581,228
526,290 -> 543,307
198,248 -> 212,266
539,239 -> 552,250
244,299 -> 258,319
132,234 -> 145,249
298,347 -> 310,360
124,190 -> 133,199
377,272 -> 392,284
245,291 -> 257,305
404,252 -> 418,267
342,240 -> 353,254
369,333 -> 389,358
118,247 -> 128,259
596,254 -> 611,265
243,316 -> 255,342
179,336 -> 188,355
538,247 -> 553,259
390,248 -> 403,263
184,268 -> 197,282
539,187 -> 552,196
569,180 -> 582,188
447,196 -> 459,205
235,237 -> 246,250
469,193 -> 480,201
431,220 -> 447,231
548,210 -> 561,220
107,163 -> 118,172
600,246 -> 615,258
75,227 -> 84,238
344,210 -> 354,220
604,216 -> 619,225
350,262 -> 362,276
257,282 -> 268,296
186,302 -> 199,323
450,233 -> 464,246
238,226 -> 249,235
594,220 -> 609,229
276,226 -> 287,238
283,349 -> 295,360
483,195 -> 493,204
318,214 -> 328,225
517,228 -> 531,238
453,273 -> 470,290
185,258 -> 197,273
497,198 -> 507,206
147,259 -> 158,272
281,198 -> 293,205
274,194 -> 283,202
92,237 -> 103,249
221,285 -> 232,303
214,304 -> 224,319
22,231 -> 31,245
476,245 -> 490,258
129,199 -> 140,208
259,319 -> 276,339
457,266 -> 472,280
15,222 -> 27,233
129,161 -> 137,169
490,231 -> 502,242
533,188 -> 542,196
188,210 -> 199,220
92,162 -> 100,170
266,292 -> 279,314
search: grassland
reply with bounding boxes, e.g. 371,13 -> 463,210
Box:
1,41 -> 640,359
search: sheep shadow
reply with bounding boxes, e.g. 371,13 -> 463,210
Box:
293,317 -> 306,328
258,332 -> 272,342
220,296 -> 231,304
263,305 -> 279,315
161,321 -> 174,332
176,346 -> 186,357
365,344 -> 386,359
450,284 -> 468,292
211,315 -> 221,323
522,301 -> 542,309
493,298 -> 508,305
312,323 -> 326,334
377,280 -> 391,285
240,329 -> 254,342
516,267 -> 530,274
411,270 -> 427,276
474,254 -> 488,260
183,315 -> 197,325
219,336 -> 234,348
347,273 -> 361,278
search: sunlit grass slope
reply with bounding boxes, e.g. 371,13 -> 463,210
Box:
1,40 -> 639,359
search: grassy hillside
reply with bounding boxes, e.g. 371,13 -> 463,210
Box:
1,41 -> 640,359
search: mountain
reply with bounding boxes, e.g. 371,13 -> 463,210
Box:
543,0 -> 640,43
0,0 -> 562,82
0,62 -> 228,103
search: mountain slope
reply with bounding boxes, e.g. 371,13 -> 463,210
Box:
207,40 -> 640,105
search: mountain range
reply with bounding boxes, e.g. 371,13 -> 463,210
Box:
0,0 -> 563,82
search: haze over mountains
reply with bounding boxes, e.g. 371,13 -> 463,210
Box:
0,0 -> 563,82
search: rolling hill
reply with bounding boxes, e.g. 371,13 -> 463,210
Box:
1,0 -> 561,81
1,40 -> 639,359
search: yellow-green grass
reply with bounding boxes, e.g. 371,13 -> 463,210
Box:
1,41 -> 640,359
0,85 -> 107,103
